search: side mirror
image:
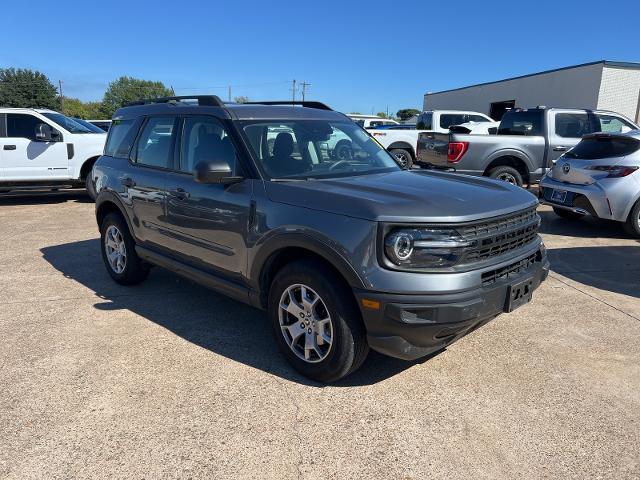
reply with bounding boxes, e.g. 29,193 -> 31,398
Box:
193,160 -> 243,185
35,123 -> 53,141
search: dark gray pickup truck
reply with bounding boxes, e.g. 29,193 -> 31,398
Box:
416,107 -> 638,187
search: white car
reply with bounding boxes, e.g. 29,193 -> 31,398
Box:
0,108 -> 106,199
540,130 -> 640,237
347,114 -> 399,129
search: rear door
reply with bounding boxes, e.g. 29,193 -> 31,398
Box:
547,111 -> 592,164
164,115 -> 253,277
2,113 -> 69,180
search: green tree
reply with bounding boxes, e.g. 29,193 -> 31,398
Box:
376,112 -> 388,119
101,76 -> 173,117
83,101 -> 105,119
0,68 -> 59,109
233,96 -> 250,104
62,97 -> 88,117
396,108 -> 420,121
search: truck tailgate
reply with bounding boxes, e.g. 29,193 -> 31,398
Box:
416,132 -> 450,167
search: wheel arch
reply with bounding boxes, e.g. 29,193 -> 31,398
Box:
483,154 -> 531,184
387,142 -> 415,159
95,191 -> 134,235
79,156 -> 101,181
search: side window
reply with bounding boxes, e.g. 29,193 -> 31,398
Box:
555,113 -> 592,138
439,114 -> 466,129
135,116 -> 178,169
6,114 -> 41,140
180,116 -> 238,173
104,118 -> 140,158
596,114 -> 635,133
468,115 -> 490,123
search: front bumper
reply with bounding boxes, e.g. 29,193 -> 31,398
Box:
354,249 -> 549,360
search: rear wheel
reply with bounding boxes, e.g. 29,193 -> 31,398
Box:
390,149 -> 413,169
488,166 -> 523,187
100,213 -> 149,285
268,259 -> 369,382
553,207 -> 584,220
623,200 -> 640,238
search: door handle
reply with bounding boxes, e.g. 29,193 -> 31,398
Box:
553,146 -> 568,152
3,145 -> 16,150
169,187 -> 190,200
121,177 -> 135,188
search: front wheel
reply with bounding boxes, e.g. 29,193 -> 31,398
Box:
623,200 -> 640,238
268,259 -> 369,382
488,166 -> 523,187
390,149 -> 413,169
100,213 -> 149,285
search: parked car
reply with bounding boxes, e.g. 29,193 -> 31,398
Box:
450,121 -> 500,135
416,107 -> 639,187
347,114 -> 399,129
93,96 -> 548,382
539,131 -> 640,237
0,108 -> 106,198
73,117 -> 109,133
88,119 -> 112,132
369,110 -> 494,168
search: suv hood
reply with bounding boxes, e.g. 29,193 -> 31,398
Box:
265,170 -> 538,222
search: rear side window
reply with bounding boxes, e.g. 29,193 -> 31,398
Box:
555,113 -> 592,138
7,114 -> 41,140
416,112 -> 432,130
135,116 -> 178,168
439,114 -> 466,129
104,119 -> 140,158
566,136 -> 640,159
498,111 -> 543,136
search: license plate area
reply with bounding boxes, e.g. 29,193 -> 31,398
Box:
505,276 -> 534,312
550,189 -> 567,203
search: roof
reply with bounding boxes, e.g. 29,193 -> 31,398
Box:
424,60 -> 640,96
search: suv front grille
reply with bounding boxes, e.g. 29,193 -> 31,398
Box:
461,207 -> 540,263
481,253 -> 538,286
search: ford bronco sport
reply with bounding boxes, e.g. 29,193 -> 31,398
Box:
93,96 -> 549,382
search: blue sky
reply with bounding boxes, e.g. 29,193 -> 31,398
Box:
2,0 -> 639,115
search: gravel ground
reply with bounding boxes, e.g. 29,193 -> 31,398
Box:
0,190 -> 638,479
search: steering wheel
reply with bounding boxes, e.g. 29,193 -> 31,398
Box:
329,160 -> 351,171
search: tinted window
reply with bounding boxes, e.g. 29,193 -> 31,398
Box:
104,119 -> 140,158
41,112 -> 93,133
468,115 -> 490,123
7,114 -> 41,140
596,114 -> 636,134
135,117 -> 178,168
565,136 -> 640,160
180,116 -> 238,173
416,112 -> 432,130
555,113 -> 592,138
498,111 -> 543,136
439,114 -> 466,129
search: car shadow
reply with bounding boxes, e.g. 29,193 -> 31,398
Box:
41,239 -> 434,386
0,190 -> 92,206
538,209 -> 631,239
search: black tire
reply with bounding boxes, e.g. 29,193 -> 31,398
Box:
488,166 -> 523,187
553,207 -> 584,220
333,140 -> 353,161
85,174 -> 97,201
390,149 -> 413,169
100,212 -> 149,285
268,259 -> 369,383
623,199 -> 640,238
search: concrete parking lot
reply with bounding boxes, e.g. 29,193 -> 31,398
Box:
0,191 -> 638,479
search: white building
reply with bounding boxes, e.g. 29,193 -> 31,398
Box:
423,60 -> 640,122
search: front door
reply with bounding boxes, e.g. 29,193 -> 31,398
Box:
1,113 -> 69,180
164,115 -> 252,278
547,111 -> 591,165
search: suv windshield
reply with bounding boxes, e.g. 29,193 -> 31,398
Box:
241,120 -> 400,179
41,112 -> 94,133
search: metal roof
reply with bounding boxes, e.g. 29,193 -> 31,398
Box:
424,60 -> 640,97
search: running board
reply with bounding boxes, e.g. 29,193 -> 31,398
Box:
135,246 -> 256,307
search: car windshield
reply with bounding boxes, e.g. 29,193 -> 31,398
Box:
72,118 -> 106,133
41,112 -> 94,133
241,120 -> 401,179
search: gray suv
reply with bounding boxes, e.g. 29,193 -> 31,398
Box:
93,96 -> 549,382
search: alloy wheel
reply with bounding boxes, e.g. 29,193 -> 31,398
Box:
104,225 -> 127,274
497,172 -> 518,184
278,284 -> 333,363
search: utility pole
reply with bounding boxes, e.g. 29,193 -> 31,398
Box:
300,81 -> 310,101
291,79 -> 296,103
228,85 -> 232,102
58,80 -> 64,114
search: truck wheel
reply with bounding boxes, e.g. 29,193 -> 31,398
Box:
390,149 -> 413,169
552,207 -> 584,220
333,140 -> 353,161
488,166 -> 523,187
85,175 -> 97,201
268,259 -> 369,383
100,213 -> 149,285
623,200 -> 640,238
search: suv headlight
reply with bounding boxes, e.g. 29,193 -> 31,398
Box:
384,228 -> 476,269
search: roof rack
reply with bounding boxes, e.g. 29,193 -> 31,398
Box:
125,95 -> 225,107
243,100 -> 333,111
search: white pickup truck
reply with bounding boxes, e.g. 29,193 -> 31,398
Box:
369,110 -> 494,167
0,108 -> 106,198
